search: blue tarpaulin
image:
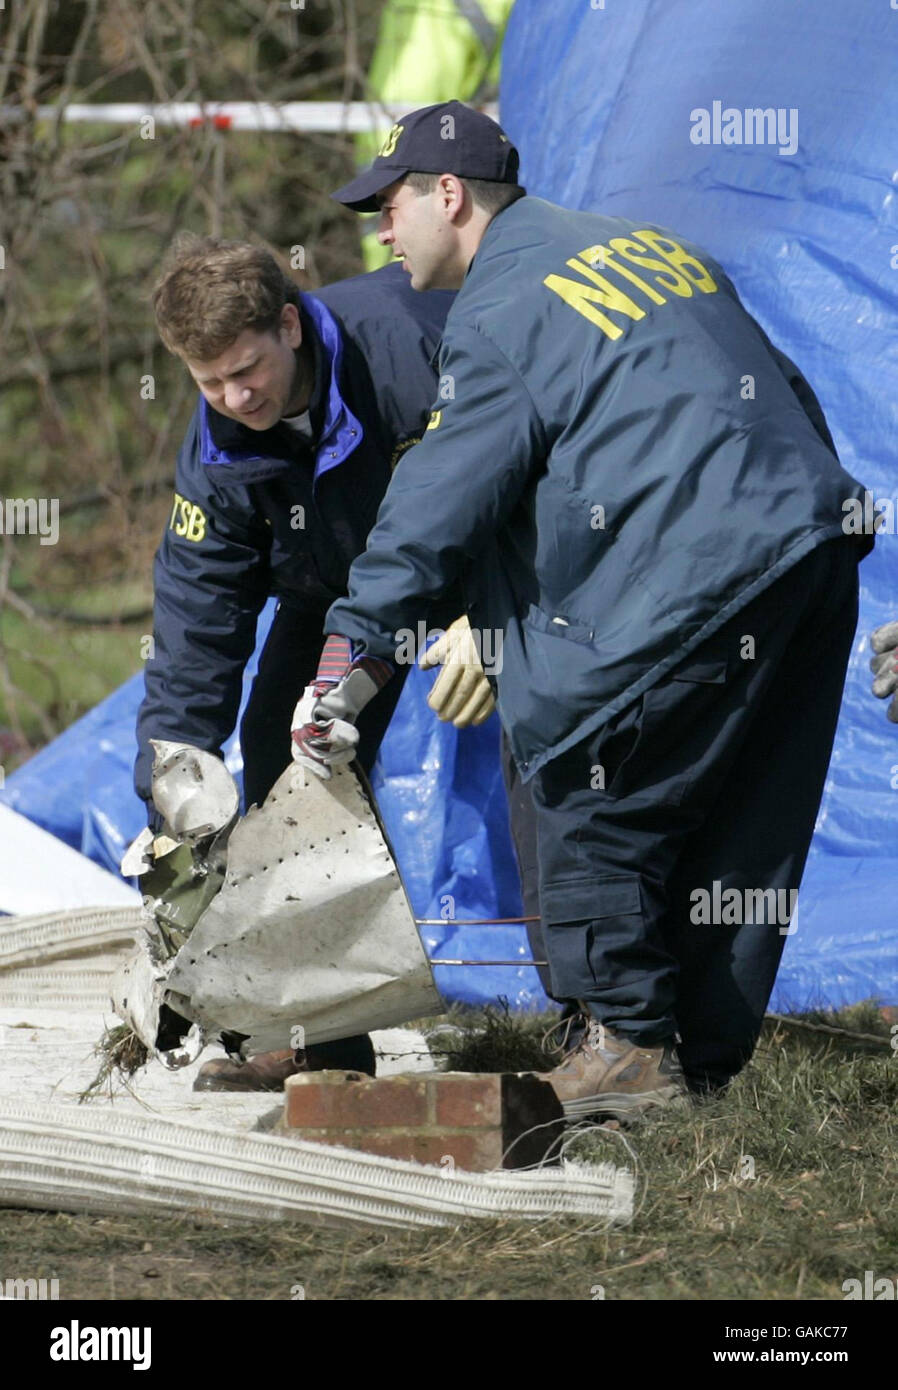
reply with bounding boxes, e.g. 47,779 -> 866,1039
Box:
3,0 -> 896,1010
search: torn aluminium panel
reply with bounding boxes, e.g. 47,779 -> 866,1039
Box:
114,750 -> 443,1065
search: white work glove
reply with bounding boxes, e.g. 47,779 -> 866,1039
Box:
290,684 -> 362,780
290,636 -> 394,779
870,620 -> 898,723
419,615 -> 496,728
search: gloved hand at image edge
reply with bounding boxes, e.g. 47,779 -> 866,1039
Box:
419,614 -> 496,728
291,634 -> 395,778
870,620 -> 898,723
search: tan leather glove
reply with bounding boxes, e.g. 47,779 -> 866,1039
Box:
419,615 -> 496,728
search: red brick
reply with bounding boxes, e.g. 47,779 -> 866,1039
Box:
432,1073 -> 502,1128
282,1070 -> 565,1172
424,1132 -> 504,1170
303,1129 -> 503,1169
284,1072 -> 428,1130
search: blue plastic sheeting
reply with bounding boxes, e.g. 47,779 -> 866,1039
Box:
1,674 -> 147,874
369,667 -> 541,1011
500,0 -> 898,1009
5,0 -> 897,1013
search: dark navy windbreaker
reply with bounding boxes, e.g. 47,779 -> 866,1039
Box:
326,197 -> 872,781
135,262 -> 453,803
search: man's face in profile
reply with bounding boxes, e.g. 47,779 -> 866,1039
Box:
376,177 -> 462,291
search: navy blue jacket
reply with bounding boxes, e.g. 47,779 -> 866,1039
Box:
135,263 -> 453,803
326,197 -> 872,781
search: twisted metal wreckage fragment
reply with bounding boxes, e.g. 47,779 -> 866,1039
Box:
115,741 -> 443,1066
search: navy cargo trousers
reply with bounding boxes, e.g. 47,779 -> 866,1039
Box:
505,536 -> 861,1093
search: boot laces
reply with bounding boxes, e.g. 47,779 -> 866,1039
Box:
541,1012 -> 608,1060
541,1011 -> 587,1059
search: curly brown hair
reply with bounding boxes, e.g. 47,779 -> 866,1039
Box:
153,234 -> 301,360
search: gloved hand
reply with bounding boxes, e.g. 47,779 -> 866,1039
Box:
291,635 -> 394,779
870,621 -> 898,723
419,615 -> 496,728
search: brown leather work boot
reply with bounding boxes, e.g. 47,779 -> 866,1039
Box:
193,1034 -> 377,1092
545,1014 -> 688,1122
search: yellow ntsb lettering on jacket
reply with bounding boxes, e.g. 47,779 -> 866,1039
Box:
169,492 -> 207,543
544,231 -> 717,341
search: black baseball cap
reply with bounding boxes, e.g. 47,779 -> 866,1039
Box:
332,100 -> 520,213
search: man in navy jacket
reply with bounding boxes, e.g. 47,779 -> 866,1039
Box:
137,236 -> 464,1088
292,103 -> 874,1119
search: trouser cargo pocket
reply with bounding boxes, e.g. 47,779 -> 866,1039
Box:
539,874 -> 645,1003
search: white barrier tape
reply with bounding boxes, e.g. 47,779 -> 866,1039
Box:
0,101 -> 498,132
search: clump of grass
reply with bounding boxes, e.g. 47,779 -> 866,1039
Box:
79,1024 -> 149,1103
426,999 -> 558,1074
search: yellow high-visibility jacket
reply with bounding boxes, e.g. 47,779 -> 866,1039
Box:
357,0 -> 515,270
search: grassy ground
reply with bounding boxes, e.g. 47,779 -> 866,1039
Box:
1,1003 -> 894,1301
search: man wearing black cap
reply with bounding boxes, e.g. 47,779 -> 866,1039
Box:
335,101 -> 524,289
290,101 -> 872,1121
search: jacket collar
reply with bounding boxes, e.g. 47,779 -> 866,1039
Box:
198,293 -> 363,484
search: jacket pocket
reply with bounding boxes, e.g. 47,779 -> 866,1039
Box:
524,602 -> 597,647
670,655 -> 728,683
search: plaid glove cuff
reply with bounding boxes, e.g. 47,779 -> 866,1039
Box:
314,634 -> 395,694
